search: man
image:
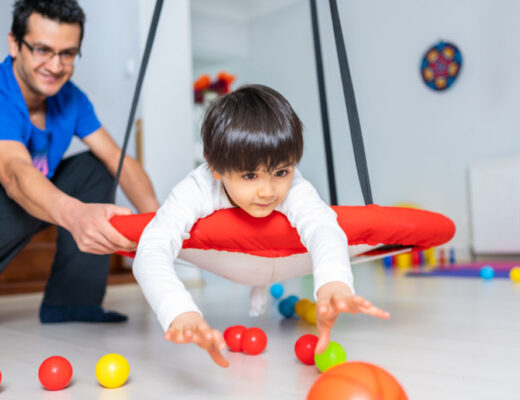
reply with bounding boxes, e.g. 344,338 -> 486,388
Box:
0,0 -> 160,323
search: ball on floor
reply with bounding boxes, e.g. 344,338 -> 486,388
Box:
480,265 -> 495,280
95,353 -> 130,388
307,361 -> 408,400
241,327 -> 268,355
295,334 -> 318,365
510,266 -> 520,283
279,297 -> 296,318
314,341 -> 347,373
270,283 -> 284,299
224,325 -> 247,352
294,299 -> 312,318
38,356 -> 73,391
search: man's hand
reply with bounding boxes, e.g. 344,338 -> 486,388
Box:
62,200 -> 137,254
165,312 -> 229,368
315,281 -> 390,354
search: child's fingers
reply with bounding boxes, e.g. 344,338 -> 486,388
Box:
165,327 -> 185,343
195,323 -> 213,342
207,339 -> 230,368
316,300 -> 331,318
348,295 -> 372,309
315,325 -> 331,355
330,294 -> 349,313
359,304 -> 391,319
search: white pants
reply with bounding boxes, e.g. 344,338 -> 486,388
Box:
176,244 -> 399,316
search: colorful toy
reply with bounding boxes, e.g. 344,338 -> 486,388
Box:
278,297 -> 296,318
295,298 -> 312,318
0,370 -> 2,384
439,248 -> 446,266
270,283 -> 284,299
95,354 -> 130,389
241,327 -> 267,355
510,266 -> 520,283
295,334 -> 318,365
314,341 -> 347,373
421,41 -> 462,92
411,251 -> 421,267
224,325 -> 247,352
38,356 -> 73,391
307,361 -> 408,400
449,248 -> 456,265
303,303 -> 317,325
480,265 -> 495,280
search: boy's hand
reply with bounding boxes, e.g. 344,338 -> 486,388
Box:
315,281 -> 390,354
165,312 -> 229,368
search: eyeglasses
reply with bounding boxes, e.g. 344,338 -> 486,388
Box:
21,39 -> 81,66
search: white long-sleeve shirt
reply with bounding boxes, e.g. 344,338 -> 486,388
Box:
133,163 -> 354,331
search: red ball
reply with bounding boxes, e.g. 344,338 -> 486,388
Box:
223,325 -> 247,352
307,361 -> 408,400
38,356 -> 73,391
295,334 -> 318,365
241,327 -> 267,355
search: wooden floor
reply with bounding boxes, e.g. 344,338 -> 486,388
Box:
0,262 -> 519,399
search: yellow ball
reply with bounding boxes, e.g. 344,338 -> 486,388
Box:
295,299 -> 312,318
95,353 -> 130,388
303,303 -> 317,325
510,266 -> 520,283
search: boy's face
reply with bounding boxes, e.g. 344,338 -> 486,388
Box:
212,163 -> 296,218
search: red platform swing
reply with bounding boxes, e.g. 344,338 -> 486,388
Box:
109,0 -> 455,268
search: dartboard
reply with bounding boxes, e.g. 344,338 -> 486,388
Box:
421,41 -> 462,91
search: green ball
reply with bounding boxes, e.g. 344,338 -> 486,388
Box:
314,341 -> 347,372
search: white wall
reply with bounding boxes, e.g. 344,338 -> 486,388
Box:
0,4 -> 10,57
138,0 -> 193,203
237,0 -> 520,252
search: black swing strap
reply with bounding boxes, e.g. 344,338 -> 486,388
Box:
111,0 -> 165,202
329,0 -> 373,205
309,0 -> 337,205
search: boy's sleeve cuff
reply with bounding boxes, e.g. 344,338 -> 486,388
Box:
313,265 -> 355,300
157,295 -> 202,332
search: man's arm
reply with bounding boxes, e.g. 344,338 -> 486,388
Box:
83,127 -> 159,213
0,140 -> 136,254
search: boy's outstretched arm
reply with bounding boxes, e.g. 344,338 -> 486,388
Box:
164,312 -> 230,368
314,281 -> 390,354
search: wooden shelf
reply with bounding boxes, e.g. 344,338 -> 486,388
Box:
0,226 -> 135,296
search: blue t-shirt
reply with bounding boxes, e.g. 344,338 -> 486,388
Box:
0,55 -> 101,178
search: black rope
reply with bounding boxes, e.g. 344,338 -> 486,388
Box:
309,0 -> 337,205
111,0 -> 165,202
329,0 -> 373,205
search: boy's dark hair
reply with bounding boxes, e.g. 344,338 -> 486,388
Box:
202,84 -> 303,173
11,0 -> 86,47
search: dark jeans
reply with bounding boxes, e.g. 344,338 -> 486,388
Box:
0,152 -> 113,306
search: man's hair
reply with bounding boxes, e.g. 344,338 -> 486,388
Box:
202,84 -> 304,173
11,0 -> 86,47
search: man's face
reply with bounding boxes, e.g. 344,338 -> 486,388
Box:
8,13 -> 81,98
212,163 -> 296,218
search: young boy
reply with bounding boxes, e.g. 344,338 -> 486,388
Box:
133,84 -> 389,368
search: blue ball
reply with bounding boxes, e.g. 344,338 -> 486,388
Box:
286,295 -> 299,305
270,283 -> 284,299
278,298 -> 295,318
480,265 -> 495,280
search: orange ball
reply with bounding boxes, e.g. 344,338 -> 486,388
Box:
307,361 -> 408,400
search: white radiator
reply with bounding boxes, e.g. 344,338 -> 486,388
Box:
468,157 -> 520,254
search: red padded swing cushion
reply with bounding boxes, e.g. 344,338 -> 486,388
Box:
110,205 -> 455,258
